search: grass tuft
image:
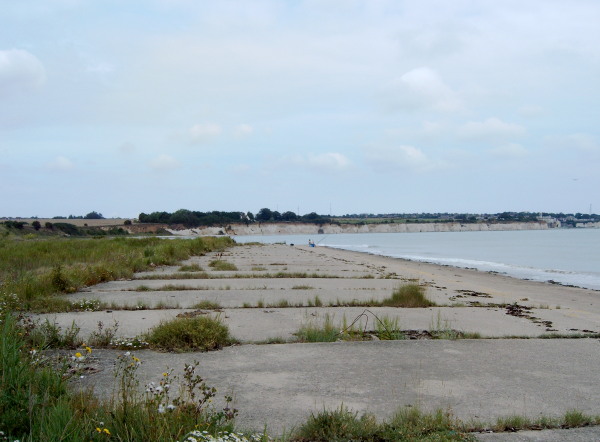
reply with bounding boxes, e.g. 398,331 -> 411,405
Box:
296,314 -> 339,343
208,260 -> 238,271
381,284 -> 435,308
145,315 -> 234,352
178,263 -> 203,272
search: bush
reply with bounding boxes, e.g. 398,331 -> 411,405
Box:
146,316 -> 234,351
208,260 -> 238,271
381,284 -> 435,308
295,406 -> 378,441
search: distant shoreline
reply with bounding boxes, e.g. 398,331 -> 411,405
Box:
163,220 -> 552,236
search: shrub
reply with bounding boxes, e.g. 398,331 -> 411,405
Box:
381,284 -> 435,308
295,406 -> 378,441
208,260 -> 238,271
146,316 -> 233,352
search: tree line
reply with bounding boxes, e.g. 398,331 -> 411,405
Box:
137,208 -> 330,228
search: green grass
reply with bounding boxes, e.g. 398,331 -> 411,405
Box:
208,260 -> 238,271
192,300 -> 223,309
292,285 -> 314,290
0,236 -> 234,311
178,263 -> 203,272
381,284 -> 436,308
145,315 -> 235,352
0,313 -> 254,441
296,314 -> 339,342
292,405 -> 471,441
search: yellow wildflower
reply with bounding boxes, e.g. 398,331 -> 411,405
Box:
75,352 -> 82,358
85,346 -> 92,354
103,428 -> 111,435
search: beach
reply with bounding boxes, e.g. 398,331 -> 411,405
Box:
37,242 -> 600,437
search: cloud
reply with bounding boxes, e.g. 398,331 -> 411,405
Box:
365,145 -> 434,172
148,154 -> 181,171
458,117 -> 525,141
489,143 -> 529,158
235,123 -> 254,137
290,152 -> 351,171
382,67 -> 462,112
46,156 -> 75,172
189,123 -> 222,143
0,49 -> 46,95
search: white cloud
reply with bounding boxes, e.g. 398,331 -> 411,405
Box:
46,156 -> 75,172
0,49 -> 46,95
148,154 -> 180,171
235,123 -> 254,137
458,118 -> 525,141
489,143 -> 529,158
189,123 -> 221,143
382,67 -> 462,112
290,152 -> 351,171
365,145 -> 434,171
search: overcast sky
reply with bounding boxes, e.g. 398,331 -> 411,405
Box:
1,0 -> 599,218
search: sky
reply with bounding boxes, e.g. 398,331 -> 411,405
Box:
1,0 -> 599,218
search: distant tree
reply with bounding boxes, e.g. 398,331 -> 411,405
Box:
124,219 -> 132,225
84,211 -> 104,219
246,211 -> 255,222
255,208 -> 273,222
32,221 -> 41,231
281,211 -> 298,221
45,222 -> 54,230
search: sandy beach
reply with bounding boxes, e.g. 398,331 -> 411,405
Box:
36,242 -> 600,437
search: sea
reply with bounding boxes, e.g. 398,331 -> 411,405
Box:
234,229 -> 600,290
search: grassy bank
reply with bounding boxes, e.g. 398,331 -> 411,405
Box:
0,236 -> 234,312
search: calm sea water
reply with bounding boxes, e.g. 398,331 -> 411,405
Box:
234,229 -> 600,290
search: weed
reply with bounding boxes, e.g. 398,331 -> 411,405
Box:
256,299 -> 265,308
209,260 -> 238,271
25,318 -> 82,349
295,405 -> 378,441
292,285 -> 314,290
271,299 -> 290,308
179,263 -> 203,272
135,285 -> 152,291
381,284 -> 435,308
296,314 -> 338,343
493,415 -> 532,432
375,316 -> 405,340
146,315 -> 234,352
192,300 -> 222,310
563,409 -> 596,428
251,266 -> 267,271
88,320 -> 119,347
